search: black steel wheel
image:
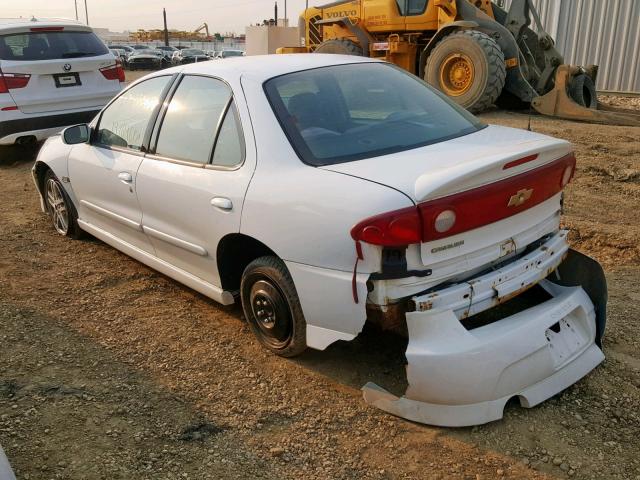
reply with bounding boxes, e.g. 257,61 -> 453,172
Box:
241,256 -> 307,357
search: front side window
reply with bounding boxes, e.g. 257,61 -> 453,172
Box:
264,62 -> 484,166
95,76 -> 171,150
0,31 -> 108,60
155,75 -> 232,164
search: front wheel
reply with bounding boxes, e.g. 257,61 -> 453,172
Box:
43,170 -> 84,239
240,256 -> 307,357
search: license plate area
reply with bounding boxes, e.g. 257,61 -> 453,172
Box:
53,72 -> 81,88
545,315 -> 589,368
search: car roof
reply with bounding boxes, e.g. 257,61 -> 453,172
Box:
153,54 -> 381,83
0,17 -> 91,34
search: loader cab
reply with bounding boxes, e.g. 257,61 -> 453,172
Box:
395,0 -> 428,16
362,0 -> 439,33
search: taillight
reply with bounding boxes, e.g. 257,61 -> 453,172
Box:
351,152 -> 577,247
100,60 -> 125,82
0,71 -> 31,93
433,209 -> 456,233
419,152 -> 576,242
350,205 -> 422,247
561,164 -> 574,187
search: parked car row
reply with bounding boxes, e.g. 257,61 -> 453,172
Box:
107,43 -> 244,70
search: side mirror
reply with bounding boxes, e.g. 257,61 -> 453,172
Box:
62,124 -> 90,145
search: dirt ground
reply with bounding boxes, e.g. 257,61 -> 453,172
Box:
1,85 -> 640,479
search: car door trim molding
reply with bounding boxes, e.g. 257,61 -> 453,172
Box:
79,199 -> 142,231
142,225 -> 209,257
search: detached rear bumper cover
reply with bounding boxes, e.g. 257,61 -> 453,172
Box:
363,233 -> 607,427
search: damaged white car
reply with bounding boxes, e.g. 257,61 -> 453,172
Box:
32,54 -> 607,426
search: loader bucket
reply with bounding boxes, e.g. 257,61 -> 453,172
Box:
531,65 -> 640,127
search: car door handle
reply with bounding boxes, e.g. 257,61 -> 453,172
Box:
118,171 -> 133,184
210,197 -> 233,210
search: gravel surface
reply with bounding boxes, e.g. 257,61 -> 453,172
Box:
0,106 -> 639,479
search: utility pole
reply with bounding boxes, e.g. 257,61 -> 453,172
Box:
74,0 -> 78,20
284,0 -> 287,27
274,1 -> 278,26
84,0 -> 89,25
163,8 -> 169,46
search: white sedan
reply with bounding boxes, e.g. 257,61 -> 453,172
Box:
32,54 -> 607,427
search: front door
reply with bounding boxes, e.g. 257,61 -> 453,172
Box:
135,75 -> 254,286
68,75 -> 173,253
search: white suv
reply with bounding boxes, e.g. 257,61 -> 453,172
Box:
0,17 -> 123,146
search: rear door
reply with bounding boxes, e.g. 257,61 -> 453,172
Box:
136,74 -> 254,286
0,26 -> 120,113
68,75 -> 174,253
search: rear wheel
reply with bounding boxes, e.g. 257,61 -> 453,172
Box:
240,256 -> 307,357
426,30 -> 506,113
314,38 -> 363,56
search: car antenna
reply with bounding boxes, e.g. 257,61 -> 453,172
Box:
527,101 -> 533,131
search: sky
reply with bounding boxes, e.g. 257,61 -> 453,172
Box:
2,0 -> 311,34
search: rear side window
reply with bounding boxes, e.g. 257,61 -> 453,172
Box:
155,75 -> 243,166
211,103 -> 245,167
0,30 -> 108,60
95,76 -> 171,151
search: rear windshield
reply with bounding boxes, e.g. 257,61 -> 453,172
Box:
264,62 -> 485,166
0,31 -> 109,60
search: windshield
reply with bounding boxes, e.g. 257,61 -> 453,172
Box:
0,30 -> 108,60
264,62 -> 485,166
223,50 -> 243,57
135,49 -> 161,56
183,49 -> 204,55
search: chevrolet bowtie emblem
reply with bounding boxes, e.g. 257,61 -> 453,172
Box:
508,188 -> 534,207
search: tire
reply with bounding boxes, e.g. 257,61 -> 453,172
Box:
240,256 -> 307,357
569,73 -> 597,109
43,170 -> 84,239
314,38 -> 363,56
426,30 -> 506,113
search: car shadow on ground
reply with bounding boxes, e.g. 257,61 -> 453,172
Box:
295,325 -> 409,397
0,144 -> 41,166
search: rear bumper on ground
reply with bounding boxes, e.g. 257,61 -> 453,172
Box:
0,109 -> 100,145
362,233 -> 607,426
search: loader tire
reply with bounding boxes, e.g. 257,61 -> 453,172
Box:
426,30 -> 506,113
569,74 -> 597,109
314,38 -> 364,56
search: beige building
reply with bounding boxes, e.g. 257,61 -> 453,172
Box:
245,25 -> 299,56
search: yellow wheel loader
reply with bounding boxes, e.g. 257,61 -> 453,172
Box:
281,0 -> 640,126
